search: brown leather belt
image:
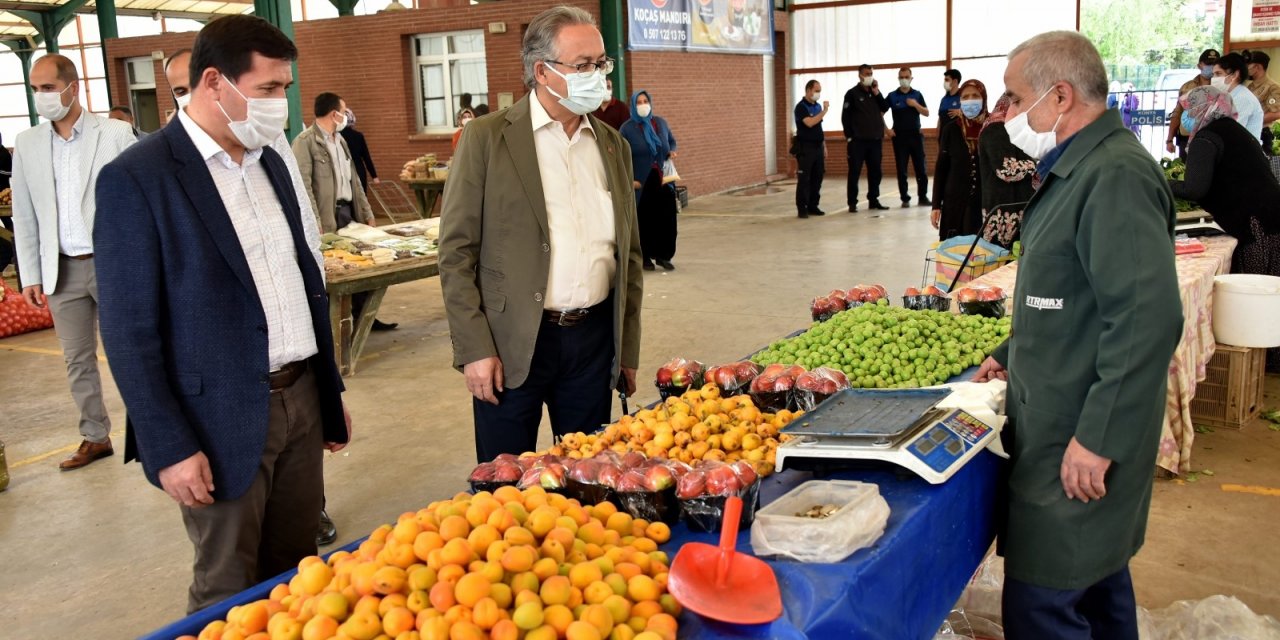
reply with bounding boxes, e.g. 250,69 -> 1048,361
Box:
59,253 -> 93,261
269,360 -> 307,392
544,308 -> 593,327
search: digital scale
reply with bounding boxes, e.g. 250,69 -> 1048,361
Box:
1175,209 -> 1224,238
775,388 -> 999,484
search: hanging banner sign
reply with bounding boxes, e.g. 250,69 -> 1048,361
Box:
1254,0 -> 1280,34
628,0 -> 774,55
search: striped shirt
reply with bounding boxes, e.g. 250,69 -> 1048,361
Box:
51,112 -> 93,256
178,109 -> 319,370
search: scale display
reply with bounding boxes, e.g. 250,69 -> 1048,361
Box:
908,411 -> 992,473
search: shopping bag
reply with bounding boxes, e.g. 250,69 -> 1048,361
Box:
0,277 -> 54,338
930,235 -> 1013,290
662,159 -> 681,184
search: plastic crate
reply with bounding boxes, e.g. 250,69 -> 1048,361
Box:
1190,344 -> 1266,429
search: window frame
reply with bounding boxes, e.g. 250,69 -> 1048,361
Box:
412,30 -> 488,134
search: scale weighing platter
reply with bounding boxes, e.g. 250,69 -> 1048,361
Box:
777,389 -> 999,484
780,388 -> 952,440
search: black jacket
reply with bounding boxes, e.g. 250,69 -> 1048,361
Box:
841,85 -> 889,141
1171,117 -> 1280,239
340,126 -> 378,190
932,119 -> 982,240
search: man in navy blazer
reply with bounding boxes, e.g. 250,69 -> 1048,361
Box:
94,15 -> 351,613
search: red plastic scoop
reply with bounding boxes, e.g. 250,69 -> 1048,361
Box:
667,495 -> 783,624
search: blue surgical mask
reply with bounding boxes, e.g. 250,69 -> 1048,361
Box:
1200,66 -> 1214,79
960,100 -> 983,119
1181,112 -> 1196,133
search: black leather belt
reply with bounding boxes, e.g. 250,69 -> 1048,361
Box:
269,360 -> 307,392
336,199 -> 352,207
59,253 -> 93,260
544,298 -> 611,327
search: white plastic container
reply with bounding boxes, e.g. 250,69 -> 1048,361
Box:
1212,274 -> 1280,348
750,480 -> 890,564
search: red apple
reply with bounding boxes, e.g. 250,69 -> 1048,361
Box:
568,459 -> 600,484
989,286 -> 1005,297
644,465 -> 675,491
621,451 -> 647,469
871,284 -> 888,298
594,450 -> 622,466
494,453 -> 520,465
518,467 -> 543,489
751,374 -> 777,393
469,462 -> 497,482
978,288 -> 1003,302
904,287 -> 922,297
705,465 -> 743,497
618,470 -> 648,493
819,379 -> 838,395
763,364 -> 786,376
540,463 -> 566,490
597,464 -> 622,489
795,372 -> 823,392
665,460 -> 692,477
786,365 -> 807,378
714,367 -> 738,389
957,288 -> 980,303
773,375 -> 794,392
656,367 -> 673,385
494,462 -> 522,482
731,461 -> 758,488
923,285 -> 944,296
829,289 -> 848,301
677,470 -> 707,499
734,361 -> 759,380
671,367 -> 690,388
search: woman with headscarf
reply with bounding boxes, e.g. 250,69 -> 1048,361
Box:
976,95 -> 1038,249
618,90 -> 679,271
1170,85 -> 1280,277
451,108 -> 476,152
931,79 -> 987,240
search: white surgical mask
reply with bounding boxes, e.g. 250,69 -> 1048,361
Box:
1004,88 -> 1062,160
175,93 -> 192,110
861,76 -> 874,87
35,84 -> 74,122
809,93 -> 820,103
334,113 -> 348,132
899,79 -> 912,89
1211,75 -> 1228,90
636,103 -> 652,118
944,80 -> 953,92
216,74 -> 289,150
544,64 -> 608,115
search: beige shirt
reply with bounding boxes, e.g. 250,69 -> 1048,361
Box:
178,109 -> 319,370
530,93 -> 616,311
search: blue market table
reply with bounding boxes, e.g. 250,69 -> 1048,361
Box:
142,451 -> 1000,640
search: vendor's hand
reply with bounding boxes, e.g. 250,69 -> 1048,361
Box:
633,181 -> 642,189
620,367 -> 638,397
1061,437 -> 1111,503
974,356 -> 1007,382
948,108 -> 963,119
159,452 -> 215,508
327,403 -> 353,452
21,285 -> 46,309
930,209 -> 942,229
1165,140 -> 1176,154
464,356 -> 504,405
371,177 -> 381,185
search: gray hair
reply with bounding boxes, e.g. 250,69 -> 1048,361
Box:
522,5 -> 597,89
1008,31 -> 1109,105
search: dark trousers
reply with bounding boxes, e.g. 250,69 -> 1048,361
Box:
180,366 -> 324,613
1174,134 -> 1189,161
892,132 -> 928,201
794,142 -> 825,213
472,302 -> 613,463
637,167 -> 678,261
847,138 -> 883,206
1002,566 -> 1139,640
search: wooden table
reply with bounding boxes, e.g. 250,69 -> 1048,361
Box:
404,178 -> 446,218
325,254 -> 438,376
956,235 -> 1239,474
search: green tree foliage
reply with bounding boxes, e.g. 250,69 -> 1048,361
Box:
1082,0 -> 1224,68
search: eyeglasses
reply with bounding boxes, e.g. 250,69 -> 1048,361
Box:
545,57 -> 614,77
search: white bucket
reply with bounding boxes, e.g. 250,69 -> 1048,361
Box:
1212,274 -> 1280,348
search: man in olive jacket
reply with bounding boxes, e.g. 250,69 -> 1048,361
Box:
438,7 -> 642,463
292,92 -> 373,234
976,32 -> 1182,638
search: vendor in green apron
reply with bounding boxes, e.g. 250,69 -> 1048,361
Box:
975,32 -> 1183,639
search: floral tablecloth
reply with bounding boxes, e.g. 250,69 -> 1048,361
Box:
956,235 -> 1238,474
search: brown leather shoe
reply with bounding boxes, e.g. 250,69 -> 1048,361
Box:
59,438 -> 113,471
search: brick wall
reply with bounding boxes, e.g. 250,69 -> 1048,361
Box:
103,2 -> 792,198
821,131 -> 940,183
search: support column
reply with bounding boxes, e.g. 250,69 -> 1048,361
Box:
254,0 -> 305,141
16,49 -> 37,126
13,0 -> 90,54
97,0 -> 119,107
600,0 -> 626,98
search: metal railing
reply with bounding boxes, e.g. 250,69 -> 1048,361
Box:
1107,89 -> 1182,161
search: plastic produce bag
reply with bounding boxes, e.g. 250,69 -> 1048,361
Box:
1139,595 -> 1280,640
954,285 -> 1009,319
0,279 -> 54,338
792,367 -> 850,412
678,461 -> 762,532
654,357 -> 704,400
750,480 -> 890,563
811,294 -> 848,322
702,361 -> 760,397
661,159 -> 680,184
750,364 -> 806,413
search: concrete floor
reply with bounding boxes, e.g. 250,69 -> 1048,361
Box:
2,179 -> 1279,638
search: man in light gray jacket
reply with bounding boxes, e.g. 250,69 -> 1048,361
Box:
11,54 -> 135,470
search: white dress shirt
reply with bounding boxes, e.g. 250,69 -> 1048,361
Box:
324,128 -> 354,202
51,111 -> 93,256
269,132 -> 326,279
178,109 -> 319,370
529,93 -> 616,311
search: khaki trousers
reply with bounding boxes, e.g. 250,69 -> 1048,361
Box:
45,256 -> 110,443
180,366 -> 324,613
